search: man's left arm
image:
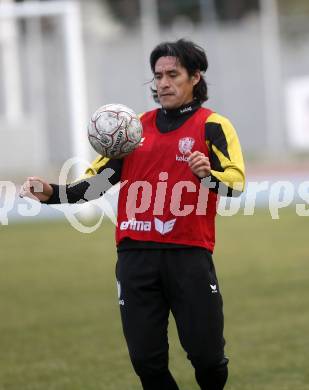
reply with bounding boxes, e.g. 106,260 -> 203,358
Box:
188,113 -> 245,197
205,113 -> 245,197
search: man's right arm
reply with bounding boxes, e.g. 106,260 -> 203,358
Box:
19,156 -> 123,204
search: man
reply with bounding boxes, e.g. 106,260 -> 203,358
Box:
20,39 -> 245,390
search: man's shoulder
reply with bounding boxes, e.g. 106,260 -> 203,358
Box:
205,111 -> 233,127
139,108 -> 159,121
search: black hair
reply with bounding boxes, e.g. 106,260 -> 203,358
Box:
150,39 -> 208,104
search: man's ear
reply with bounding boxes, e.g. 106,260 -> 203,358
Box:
192,71 -> 201,86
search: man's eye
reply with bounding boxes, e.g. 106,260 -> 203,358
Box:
154,74 -> 162,80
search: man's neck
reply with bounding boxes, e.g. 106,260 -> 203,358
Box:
162,100 -> 201,117
156,100 -> 202,133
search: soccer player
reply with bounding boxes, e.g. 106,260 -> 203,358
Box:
20,39 -> 245,390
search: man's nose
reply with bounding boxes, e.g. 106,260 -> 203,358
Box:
159,75 -> 170,88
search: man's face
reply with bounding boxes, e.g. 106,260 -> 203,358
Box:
154,56 -> 200,109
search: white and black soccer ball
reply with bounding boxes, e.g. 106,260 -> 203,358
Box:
87,103 -> 143,158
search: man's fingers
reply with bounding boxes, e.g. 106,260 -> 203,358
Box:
186,152 -> 211,179
190,160 -> 210,171
188,155 -> 209,168
195,169 -> 210,178
19,178 -> 44,199
29,180 -> 44,194
189,156 -> 208,166
19,188 -> 39,201
19,179 -> 30,198
188,151 -> 204,161
19,185 -> 31,199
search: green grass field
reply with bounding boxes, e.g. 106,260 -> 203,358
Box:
0,209 -> 308,390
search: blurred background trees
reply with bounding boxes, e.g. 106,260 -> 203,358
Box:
103,0 -> 260,26
102,0 -> 309,26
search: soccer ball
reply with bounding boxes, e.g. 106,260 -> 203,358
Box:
87,103 -> 143,158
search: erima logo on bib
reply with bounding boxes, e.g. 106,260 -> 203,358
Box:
154,218 -> 176,235
120,220 -> 151,231
119,218 -> 176,235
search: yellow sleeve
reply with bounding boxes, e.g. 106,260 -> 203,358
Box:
206,113 -> 245,193
75,155 -> 110,182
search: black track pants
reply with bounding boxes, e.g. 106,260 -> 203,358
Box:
116,247 -> 228,390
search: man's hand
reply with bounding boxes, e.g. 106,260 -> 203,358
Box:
187,151 -> 211,179
19,177 -> 53,202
